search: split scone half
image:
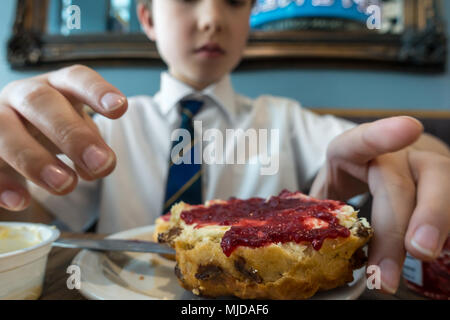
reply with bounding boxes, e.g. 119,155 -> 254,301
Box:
156,190 -> 373,300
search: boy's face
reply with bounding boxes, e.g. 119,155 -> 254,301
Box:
139,0 -> 253,90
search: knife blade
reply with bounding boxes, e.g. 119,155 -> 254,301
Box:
53,238 -> 176,255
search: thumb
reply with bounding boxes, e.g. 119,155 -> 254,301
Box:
327,116 -> 424,166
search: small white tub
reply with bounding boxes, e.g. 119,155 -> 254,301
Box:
0,222 -> 60,299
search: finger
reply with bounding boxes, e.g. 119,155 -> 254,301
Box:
61,95 -> 102,142
404,150 -> 450,261
5,82 -> 116,179
46,64 -> 128,118
366,152 -> 416,294
328,117 -> 423,169
0,105 -> 78,195
309,162 -> 369,200
0,168 -> 30,211
28,95 -> 102,157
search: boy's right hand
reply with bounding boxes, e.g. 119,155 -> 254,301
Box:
0,64 -> 128,212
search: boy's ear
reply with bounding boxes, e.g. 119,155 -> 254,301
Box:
137,3 -> 156,41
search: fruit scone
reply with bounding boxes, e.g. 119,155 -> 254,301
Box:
156,189 -> 373,300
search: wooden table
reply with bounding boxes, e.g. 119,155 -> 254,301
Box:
39,232 -> 428,300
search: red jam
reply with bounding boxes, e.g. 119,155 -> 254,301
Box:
403,237 -> 450,300
179,190 -> 350,257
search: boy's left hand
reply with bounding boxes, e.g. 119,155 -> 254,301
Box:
309,116 -> 450,294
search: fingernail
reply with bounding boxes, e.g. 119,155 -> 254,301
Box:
0,190 -> 25,210
41,164 -> 74,192
411,224 -> 440,258
378,258 -> 400,294
101,93 -> 126,112
82,145 -> 113,174
401,116 -> 423,129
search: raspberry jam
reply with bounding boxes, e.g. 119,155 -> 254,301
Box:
180,190 -> 350,257
403,237 -> 450,300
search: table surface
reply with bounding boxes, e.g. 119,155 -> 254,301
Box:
39,232 -> 428,300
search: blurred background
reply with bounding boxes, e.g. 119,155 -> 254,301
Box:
0,0 -> 449,112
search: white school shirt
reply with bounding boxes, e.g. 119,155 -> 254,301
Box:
28,72 -> 356,234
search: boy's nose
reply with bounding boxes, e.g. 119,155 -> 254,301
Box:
197,0 -> 224,33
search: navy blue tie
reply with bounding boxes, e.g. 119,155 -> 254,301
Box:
162,99 -> 204,214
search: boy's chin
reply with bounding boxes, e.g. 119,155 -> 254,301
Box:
189,71 -> 227,87
171,65 -> 230,89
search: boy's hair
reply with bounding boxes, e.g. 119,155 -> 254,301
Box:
137,0 -> 256,10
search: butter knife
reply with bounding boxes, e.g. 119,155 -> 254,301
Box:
53,238 -> 176,255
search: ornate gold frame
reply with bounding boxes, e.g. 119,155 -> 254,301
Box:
7,0 -> 447,72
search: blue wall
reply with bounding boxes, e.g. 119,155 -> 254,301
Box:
1,0 -> 449,110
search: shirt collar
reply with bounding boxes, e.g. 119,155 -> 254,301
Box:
155,71 -> 236,121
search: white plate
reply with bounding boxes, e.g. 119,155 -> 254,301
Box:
73,225 -> 367,300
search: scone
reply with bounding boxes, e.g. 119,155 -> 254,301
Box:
154,213 -> 176,260
156,189 -> 373,300
154,212 -> 171,242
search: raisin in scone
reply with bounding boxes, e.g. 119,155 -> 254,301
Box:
154,213 -> 172,242
156,190 -> 373,300
154,213 -> 176,260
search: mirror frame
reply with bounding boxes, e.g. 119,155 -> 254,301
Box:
7,0 -> 447,72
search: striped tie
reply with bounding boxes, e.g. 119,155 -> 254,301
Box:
162,99 -> 204,214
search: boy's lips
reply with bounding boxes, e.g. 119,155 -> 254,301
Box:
194,43 -> 225,58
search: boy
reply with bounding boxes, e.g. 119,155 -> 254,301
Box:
0,0 -> 449,295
